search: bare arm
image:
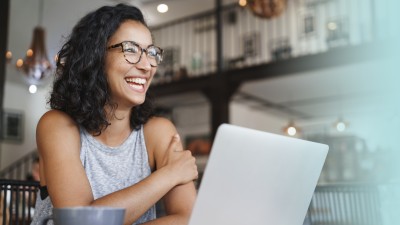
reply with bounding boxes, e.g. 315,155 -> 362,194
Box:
37,111 -> 197,225
141,117 -> 198,225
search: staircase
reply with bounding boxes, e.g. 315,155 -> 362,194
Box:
0,151 -> 38,180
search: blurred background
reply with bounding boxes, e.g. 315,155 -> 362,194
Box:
0,0 -> 399,224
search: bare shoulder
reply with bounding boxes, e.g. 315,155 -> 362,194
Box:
143,116 -> 177,149
143,116 -> 179,169
144,116 -> 176,137
36,110 -> 81,156
37,109 -> 78,129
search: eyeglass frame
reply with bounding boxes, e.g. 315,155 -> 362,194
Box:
107,41 -> 164,67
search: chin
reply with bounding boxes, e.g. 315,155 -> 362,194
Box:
132,97 -> 146,106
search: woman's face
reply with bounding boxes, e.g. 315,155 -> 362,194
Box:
105,20 -> 157,110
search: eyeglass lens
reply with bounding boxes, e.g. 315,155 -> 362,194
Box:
122,42 -> 163,66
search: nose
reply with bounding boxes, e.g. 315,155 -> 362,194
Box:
136,51 -> 152,71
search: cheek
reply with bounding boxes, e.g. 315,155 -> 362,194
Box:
104,55 -> 114,75
149,68 -> 157,80
105,56 -> 128,77
104,61 -> 123,88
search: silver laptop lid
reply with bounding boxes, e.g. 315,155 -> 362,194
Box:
189,124 -> 329,225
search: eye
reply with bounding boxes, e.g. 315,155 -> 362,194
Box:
147,47 -> 160,57
123,43 -> 139,54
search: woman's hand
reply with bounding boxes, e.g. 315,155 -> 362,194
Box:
161,134 -> 198,186
143,117 -> 198,225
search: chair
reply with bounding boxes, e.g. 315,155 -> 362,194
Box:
0,179 -> 39,225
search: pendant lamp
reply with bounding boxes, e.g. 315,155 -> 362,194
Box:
19,0 -> 52,85
244,0 -> 287,19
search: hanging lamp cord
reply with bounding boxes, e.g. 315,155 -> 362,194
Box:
38,0 -> 44,26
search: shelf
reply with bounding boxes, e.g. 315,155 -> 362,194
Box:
151,42 -> 386,98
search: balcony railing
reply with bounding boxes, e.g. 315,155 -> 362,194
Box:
307,184 -> 382,225
306,182 -> 400,225
150,0 -> 394,85
0,151 -> 38,181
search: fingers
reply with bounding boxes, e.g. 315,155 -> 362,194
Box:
162,134 -> 199,185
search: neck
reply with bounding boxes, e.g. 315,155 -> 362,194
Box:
95,106 -> 133,147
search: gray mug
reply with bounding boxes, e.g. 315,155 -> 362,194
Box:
40,206 -> 126,225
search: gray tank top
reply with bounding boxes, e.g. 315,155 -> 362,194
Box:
31,125 -> 156,225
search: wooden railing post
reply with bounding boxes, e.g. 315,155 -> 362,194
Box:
215,0 -> 223,74
0,0 -> 11,169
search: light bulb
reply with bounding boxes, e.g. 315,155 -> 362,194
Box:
336,121 -> 346,132
6,51 -> 12,59
29,84 -> 37,94
157,4 -> 168,13
16,59 -> 24,68
26,49 -> 33,57
287,126 -> 297,136
328,22 -> 337,30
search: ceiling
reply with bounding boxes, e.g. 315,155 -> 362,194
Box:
111,0 -> 225,26
6,0 -> 234,85
6,0 -> 397,130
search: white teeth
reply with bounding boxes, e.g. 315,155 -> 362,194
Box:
125,78 -> 146,85
128,83 -> 143,90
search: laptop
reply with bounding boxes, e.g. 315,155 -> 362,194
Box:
188,124 -> 329,225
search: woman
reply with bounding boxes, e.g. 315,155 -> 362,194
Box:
32,4 -> 198,225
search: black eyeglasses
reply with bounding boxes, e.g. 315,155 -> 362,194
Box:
107,41 -> 163,67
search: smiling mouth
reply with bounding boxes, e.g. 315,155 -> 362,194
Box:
125,77 -> 146,90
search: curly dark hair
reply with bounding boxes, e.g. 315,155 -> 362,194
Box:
50,4 -> 155,135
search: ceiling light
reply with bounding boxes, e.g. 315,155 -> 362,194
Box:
334,117 -> 348,132
327,22 -> 337,30
283,120 -> 300,136
157,4 -> 168,13
287,126 -> 297,136
29,84 -> 37,94
336,122 -> 346,132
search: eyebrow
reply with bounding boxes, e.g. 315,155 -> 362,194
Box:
123,40 -> 155,48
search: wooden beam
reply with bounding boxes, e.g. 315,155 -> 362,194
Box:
149,74 -> 215,97
227,43 -> 388,83
0,0 -> 10,140
202,76 -> 240,140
